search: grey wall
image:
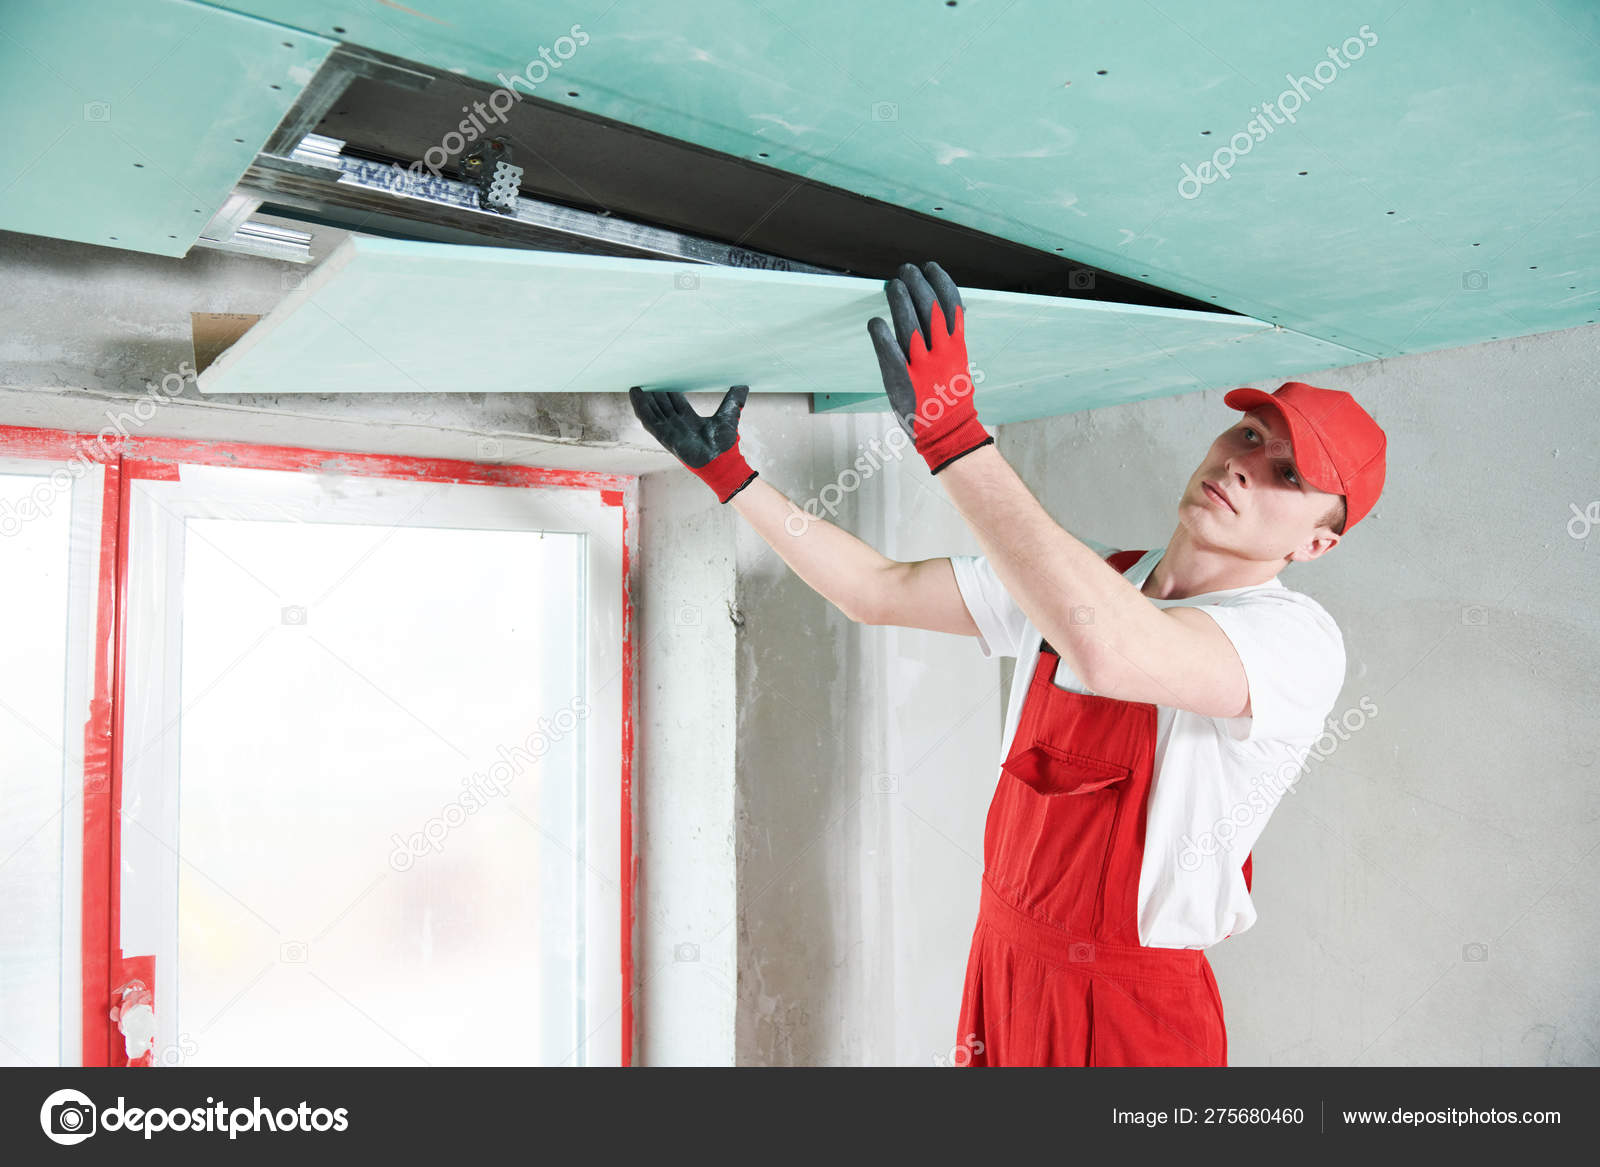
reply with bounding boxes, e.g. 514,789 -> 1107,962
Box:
726,404 -> 995,1066
6,225 -> 1595,1066
633,466 -> 738,1065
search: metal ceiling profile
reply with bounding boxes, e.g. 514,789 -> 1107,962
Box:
240,134 -> 840,273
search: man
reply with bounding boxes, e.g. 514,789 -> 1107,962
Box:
629,261 -> 1387,1066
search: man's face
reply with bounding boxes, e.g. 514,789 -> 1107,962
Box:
1179,410 -> 1343,562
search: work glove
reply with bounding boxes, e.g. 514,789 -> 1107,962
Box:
629,384 -> 759,503
867,261 -> 994,474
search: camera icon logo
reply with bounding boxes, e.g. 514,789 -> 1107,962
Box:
674,271 -> 700,291
478,437 -> 504,460
1462,942 -> 1489,962
673,942 -> 699,963
281,605 -> 307,626
872,772 -> 899,794
1069,605 -> 1094,625
872,101 -> 898,121
1461,270 -> 1488,291
280,269 -> 310,292
1067,941 -> 1096,963
40,1089 -> 97,1145
1460,605 -> 1487,626
1068,269 -> 1096,290
1266,438 -> 1292,459
280,940 -> 309,962
83,102 -> 111,122
676,603 -> 701,626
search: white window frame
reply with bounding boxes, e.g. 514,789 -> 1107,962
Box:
116,460 -> 626,1066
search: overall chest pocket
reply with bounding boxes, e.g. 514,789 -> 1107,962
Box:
990,739 -> 1134,933
1000,742 -> 1129,795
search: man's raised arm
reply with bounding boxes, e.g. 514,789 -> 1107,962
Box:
628,383 -> 976,636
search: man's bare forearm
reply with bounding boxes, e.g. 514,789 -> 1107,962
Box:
936,443 -> 1143,686
729,476 -> 890,623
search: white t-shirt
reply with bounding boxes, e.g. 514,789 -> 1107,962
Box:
949,538 -> 1346,948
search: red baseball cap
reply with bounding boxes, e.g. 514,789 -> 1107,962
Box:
1223,381 -> 1387,531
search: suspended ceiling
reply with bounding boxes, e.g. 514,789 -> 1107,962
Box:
3,0 -> 1596,421
208,0 -> 1600,357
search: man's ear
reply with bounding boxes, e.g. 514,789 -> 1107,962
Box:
1289,529 -> 1340,563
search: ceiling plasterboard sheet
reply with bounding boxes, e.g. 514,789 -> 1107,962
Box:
195,234 -> 1363,424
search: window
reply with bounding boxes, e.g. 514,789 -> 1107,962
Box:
0,430 -> 634,1067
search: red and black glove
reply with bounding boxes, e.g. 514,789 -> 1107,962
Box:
629,384 -> 759,503
867,261 -> 993,474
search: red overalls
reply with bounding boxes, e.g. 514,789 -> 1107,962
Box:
955,548 -> 1251,1067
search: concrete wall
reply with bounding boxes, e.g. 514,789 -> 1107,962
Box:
7,226 -> 1595,1066
633,466 -> 738,1065
727,404 -> 995,1066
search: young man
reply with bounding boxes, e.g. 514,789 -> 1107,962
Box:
628,262 -> 1387,1066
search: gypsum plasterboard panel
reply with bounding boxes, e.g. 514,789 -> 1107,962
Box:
213,0 -> 1600,357
0,0 -> 334,257
195,234 -> 1366,424
812,312 -> 1361,422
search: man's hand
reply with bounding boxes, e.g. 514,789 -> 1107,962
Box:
629,384 -> 759,503
867,261 -> 994,474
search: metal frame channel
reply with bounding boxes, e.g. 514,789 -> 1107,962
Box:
263,46 -> 435,157
196,46 -> 437,264
239,140 -> 838,272
235,38 -> 836,271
